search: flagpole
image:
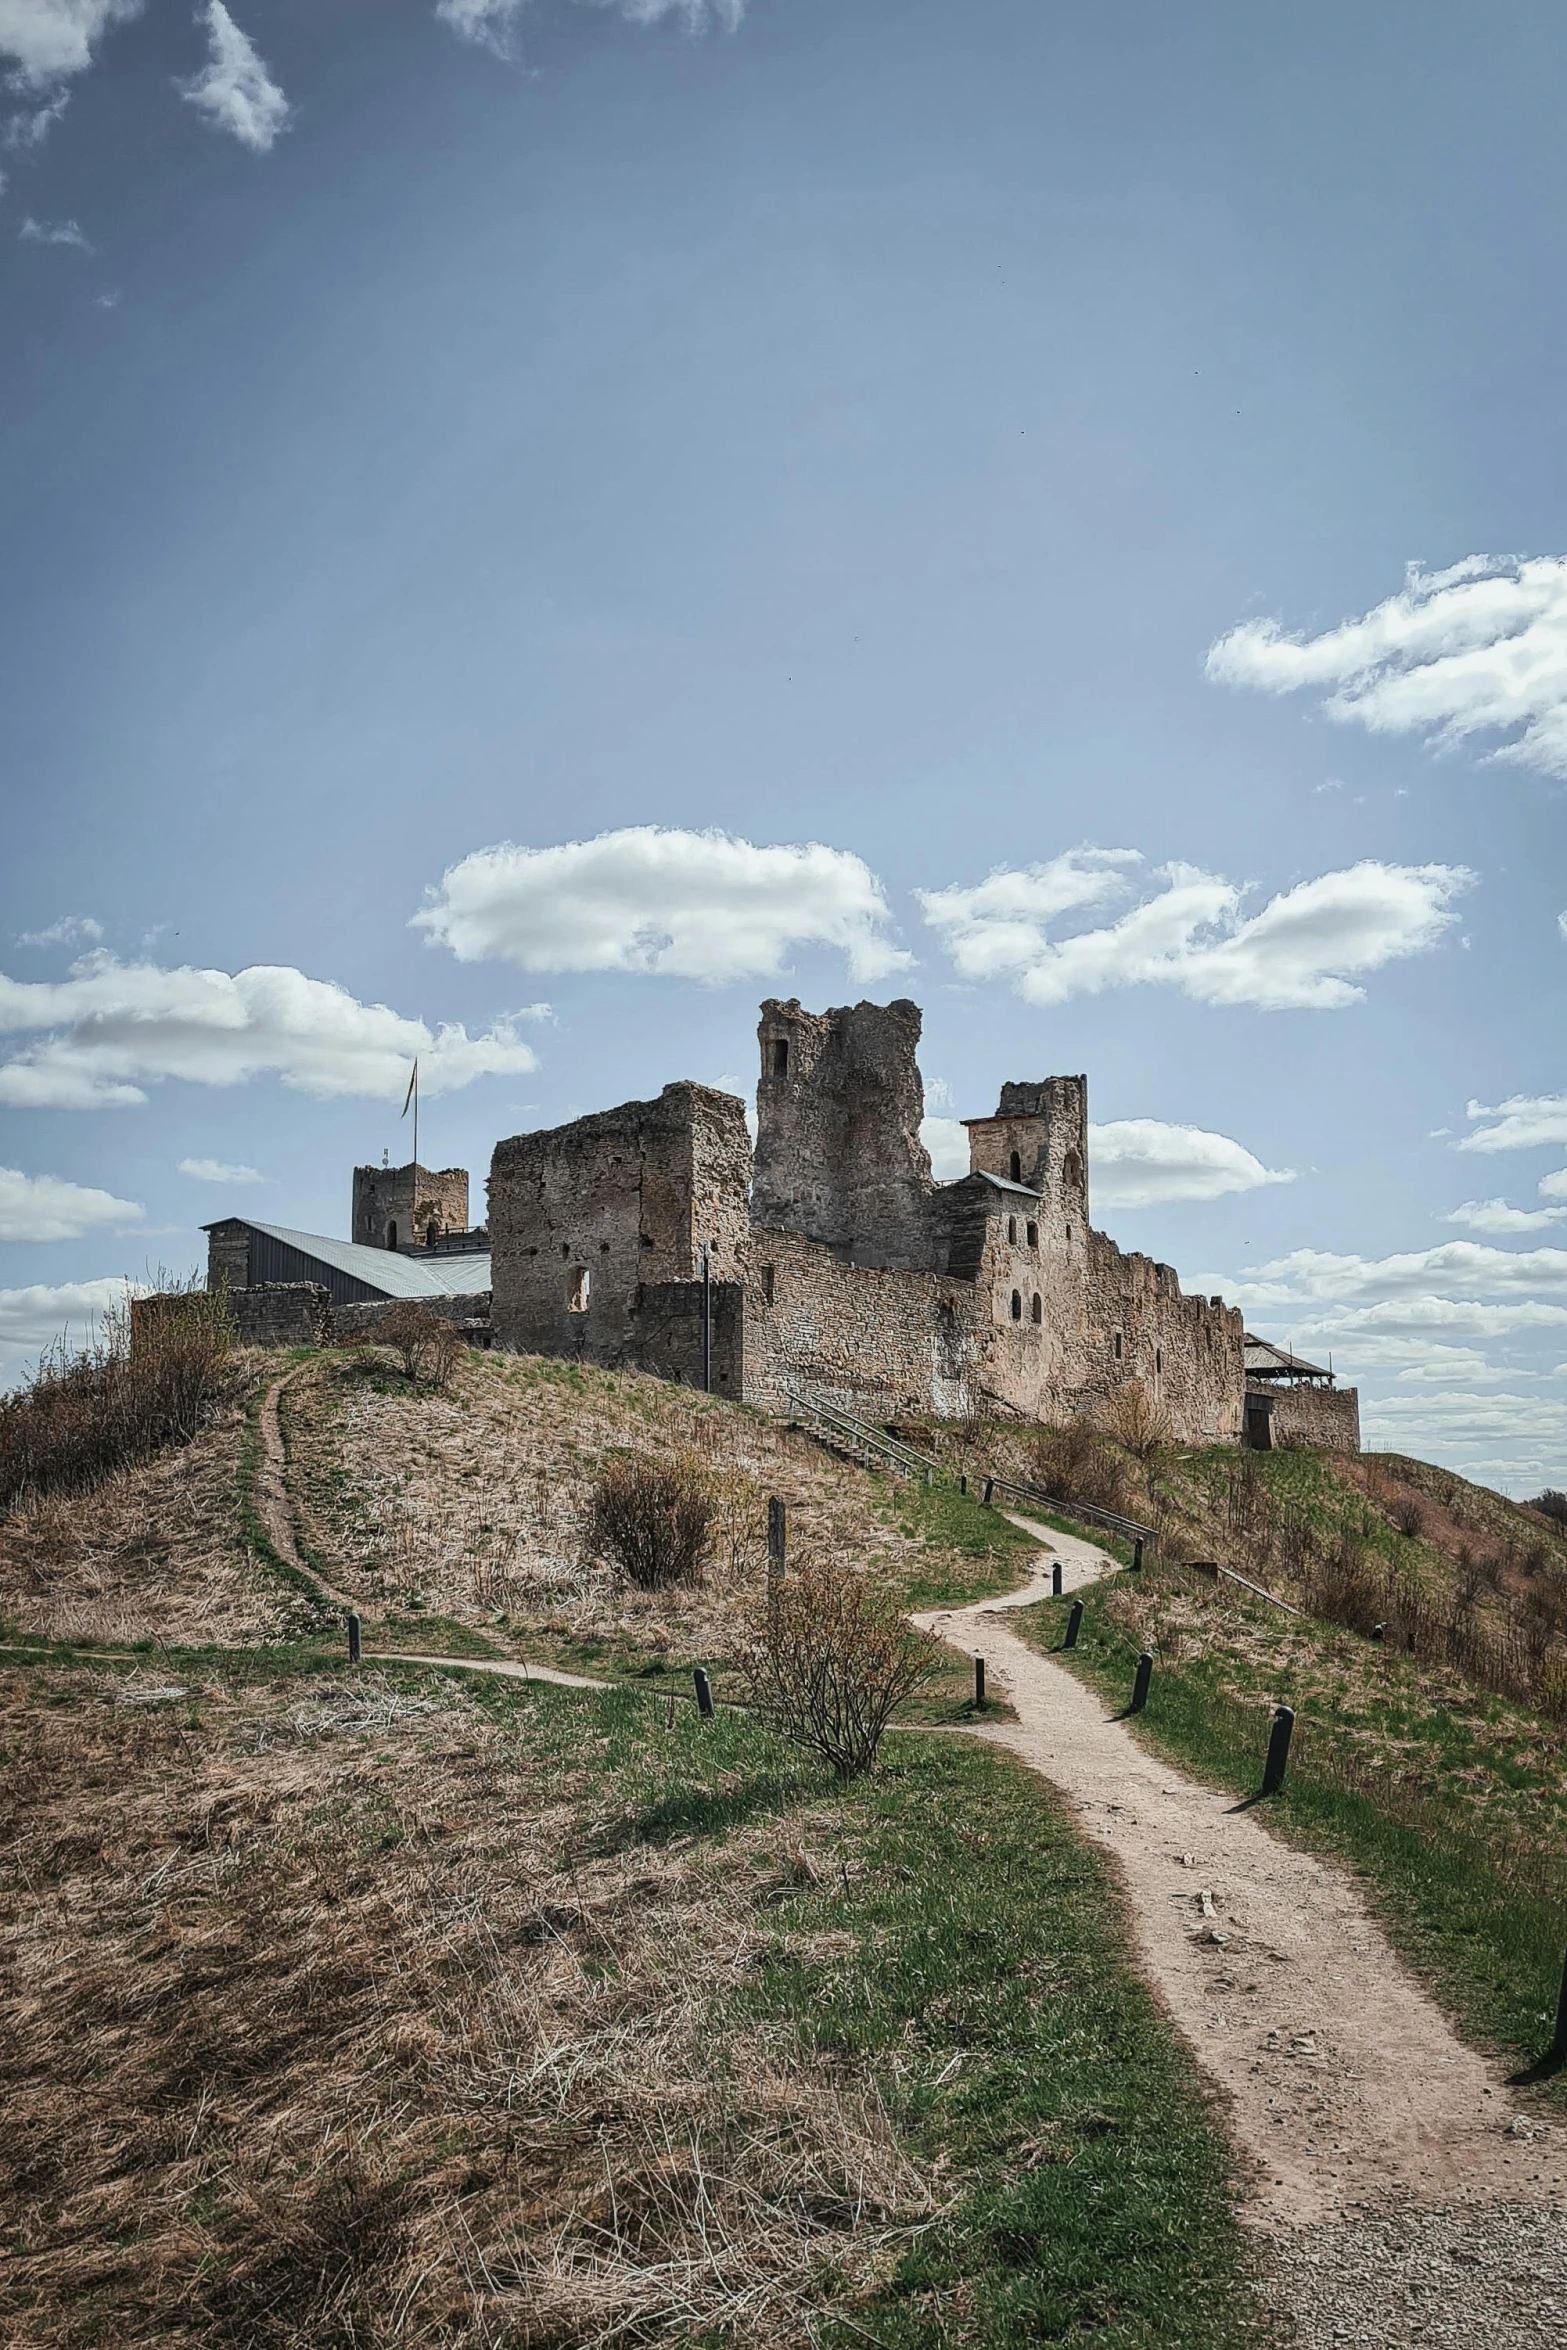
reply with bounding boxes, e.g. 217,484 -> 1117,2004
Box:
412,1061 -> 418,1186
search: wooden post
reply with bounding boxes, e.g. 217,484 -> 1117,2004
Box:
693,1666 -> 715,1720
1051,1561 -> 1063,1597
959,1473 -> 968,1496
1065,1597 -> 1084,1649
767,1495 -> 786,1632
1132,1536 -> 1145,1571
1262,1705 -> 1295,1795
974,1655 -> 986,1708
346,1610 -> 361,1665
982,1477 -> 995,1507
701,1246 -> 712,1394
1131,1652 -> 1153,1712
1553,1946 -> 1567,2059
1372,1622 -> 1386,1643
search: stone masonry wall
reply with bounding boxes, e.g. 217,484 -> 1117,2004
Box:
1080,1230 -> 1245,1443
631,1280 -> 745,1396
352,1163 -> 470,1251
232,1284 -> 333,1349
206,1220 -> 251,1295
331,1294 -> 494,1346
1261,1381 -> 1361,1452
488,1083 -> 752,1363
752,998 -> 934,1268
744,1227 -> 981,1418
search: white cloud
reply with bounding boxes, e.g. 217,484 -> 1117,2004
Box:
1461,1093 -> 1567,1154
18,213 -> 91,250
920,1116 -> 969,1180
0,0 -> 140,86
416,827 -> 910,986
1207,555 -> 1567,780
435,0 -> 742,57
1558,909 -> 1567,942
1541,1168 -> 1567,1204
1445,1197 -> 1565,1235
1219,1241 -> 1567,1307
918,851 -> 1471,1011
0,951 -> 542,1108
5,84 -> 68,144
16,913 -> 102,949
0,1275 -> 141,1360
1087,1119 -> 1294,1209
180,1 -> 289,153
0,1165 -> 143,1241
177,1156 -> 266,1184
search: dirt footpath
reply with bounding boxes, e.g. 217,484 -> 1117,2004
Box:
917,1527 -> 1567,2226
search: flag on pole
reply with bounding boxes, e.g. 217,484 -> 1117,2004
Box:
401,1058 -> 419,1176
401,1060 -> 418,1119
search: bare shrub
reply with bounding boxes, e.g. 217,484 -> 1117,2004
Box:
1528,1488 -> 1567,1531
589,1450 -> 715,1589
1098,1381 -> 1172,1461
1393,1499 -> 1425,1539
742,1556 -> 941,1777
1033,1420 -> 1129,1515
0,1274 -> 236,1512
373,1301 -> 463,1388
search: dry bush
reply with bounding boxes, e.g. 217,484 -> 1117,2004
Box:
0,1275 -> 236,1512
369,1301 -> 464,1388
1097,1381 -> 1172,1461
1032,1419 -> 1130,1516
588,1450 -> 715,1589
1528,1488 -> 1567,1531
742,1555 -> 940,1778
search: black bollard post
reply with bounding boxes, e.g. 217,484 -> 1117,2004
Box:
974,1655 -> 986,1708
959,1473 -> 968,1496
1262,1705 -> 1295,1796
346,1610 -> 361,1666
767,1496 -> 787,1631
693,1666 -> 715,1720
1554,1946 -> 1567,2060
982,1477 -> 995,1508
1052,1561 -> 1064,1597
1131,1652 -> 1153,1712
1065,1597 -> 1084,1649
1132,1537 -> 1145,1572
1372,1622 -> 1386,1643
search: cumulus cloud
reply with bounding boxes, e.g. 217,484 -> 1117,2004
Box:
0,951 -> 542,1108
0,1165 -> 143,1241
0,0 -> 141,86
1087,1120 -> 1294,1209
436,0 -> 742,58
918,851 -> 1470,1011
1207,555 -> 1567,779
1445,1198 -> 1565,1235
1461,1093 -> 1567,1154
18,213 -> 91,249
416,827 -> 910,986
1217,1240 -> 1567,1308
177,1157 -> 266,1184
919,1116 -> 969,1180
16,913 -> 102,949
180,1 -> 289,152
0,1275 -> 141,1361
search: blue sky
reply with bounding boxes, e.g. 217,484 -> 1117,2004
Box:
2,0 -> 1566,1490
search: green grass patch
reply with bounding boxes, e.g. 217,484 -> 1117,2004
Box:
881,1478 -> 1042,1608
1022,1573 -> 1567,2106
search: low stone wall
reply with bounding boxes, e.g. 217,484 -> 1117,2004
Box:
330,1294 -> 493,1346
215,1283 -> 330,1349
630,1280 -> 744,1395
1251,1380 -> 1360,1453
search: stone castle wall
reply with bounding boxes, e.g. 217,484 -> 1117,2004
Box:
1080,1232 -> 1246,1443
752,998 -> 935,1268
352,1163 -> 470,1251
1261,1380 -> 1361,1452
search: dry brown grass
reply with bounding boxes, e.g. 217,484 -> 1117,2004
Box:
0,1357 -> 295,1649
283,1351 -> 942,1665
0,1660 -> 933,2347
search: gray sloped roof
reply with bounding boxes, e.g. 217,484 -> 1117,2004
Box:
213,1221 -> 491,1298
1244,1333 -> 1330,1381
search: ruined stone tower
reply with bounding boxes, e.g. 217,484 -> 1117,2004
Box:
352,1162 -> 471,1252
751,998 -> 935,1269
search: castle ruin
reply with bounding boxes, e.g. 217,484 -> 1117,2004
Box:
487,994 -> 1315,1443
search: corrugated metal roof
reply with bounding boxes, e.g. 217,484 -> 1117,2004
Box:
225,1221 -> 492,1298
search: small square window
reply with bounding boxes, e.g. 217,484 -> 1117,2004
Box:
1027,1221 -> 1038,1249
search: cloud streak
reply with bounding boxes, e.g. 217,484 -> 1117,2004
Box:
919,851 -> 1471,1011
416,827 -> 911,985
1208,555 -> 1567,779
18,213 -> 91,250
181,1 -> 289,153
177,1157 -> 266,1184
0,0 -> 141,87
0,951 -> 542,1107
435,0 -> 743,58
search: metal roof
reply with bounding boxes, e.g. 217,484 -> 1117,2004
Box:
1244,1334 -> 1330,1381
206,1220 -> 491,1299
963,1170 -> 1043,1200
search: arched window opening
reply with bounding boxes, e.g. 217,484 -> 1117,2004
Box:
1030,1293 -> 1042,1324
772,1037 -> 789,1078
1027,1221 -> 1038,1249
1010,1290 -> 1022,1321
386,1220 -> 398,1250
567,1265 -> 590,1313
1007,1216 -> 1017,1244
1063,1147 -> 1083,1194
1008,1149 -> 1022,1182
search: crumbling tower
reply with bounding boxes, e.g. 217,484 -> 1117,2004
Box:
352,1162 -> 471,1252
752,997 -> 934,1269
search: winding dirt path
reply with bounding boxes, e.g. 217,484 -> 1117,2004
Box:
917,1524 -> 1567,2225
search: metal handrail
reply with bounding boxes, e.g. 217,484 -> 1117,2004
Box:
781,1385 -> 935,1481
971,1470 -> 1155,1552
